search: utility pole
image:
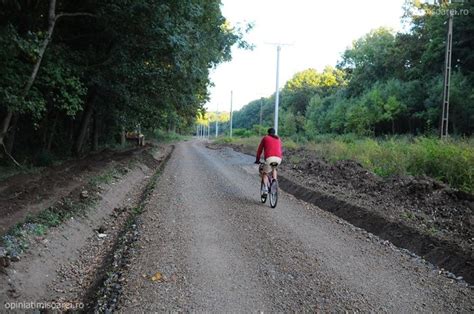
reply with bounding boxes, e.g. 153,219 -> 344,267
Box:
215,104 -> 219,137
440,8 -> 453,138
274,45 -> 281,135
266,43 -> 292,135
259,97 -> 263,136
230,90 -> 233,138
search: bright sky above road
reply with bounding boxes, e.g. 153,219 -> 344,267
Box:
207,0 -> 406,112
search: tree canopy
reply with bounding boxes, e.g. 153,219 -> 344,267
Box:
0,0 -> 248,163
233,0 -> 473,138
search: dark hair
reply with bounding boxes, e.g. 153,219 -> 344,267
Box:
267,127 -> 276,135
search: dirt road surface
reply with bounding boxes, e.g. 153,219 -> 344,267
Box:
118,141 -> 473,312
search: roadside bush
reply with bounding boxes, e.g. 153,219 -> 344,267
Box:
407,137 -> 473,193
233,128 -> 254,137
313,136 -> 473,193
152,129 -> 186,142
35,151 -> 55,167
283,139 -> 298,151
214,137 -> 236,144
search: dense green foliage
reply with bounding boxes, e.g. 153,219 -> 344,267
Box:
0,0 -> 247,163
233,1 -> 473,138
307,136 -> 474,194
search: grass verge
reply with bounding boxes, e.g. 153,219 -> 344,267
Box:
310,136 -> 473,194
151,130 -> 191,143
217,135 -> 474,194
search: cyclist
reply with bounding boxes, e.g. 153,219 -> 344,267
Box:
255,127 -> 282,194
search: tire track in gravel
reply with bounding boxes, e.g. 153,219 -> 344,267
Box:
118,140 -> 473,312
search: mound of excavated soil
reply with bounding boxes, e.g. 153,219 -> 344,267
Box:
283,147 -> 473,245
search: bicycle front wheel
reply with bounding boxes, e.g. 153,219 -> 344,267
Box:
269,179 -> 278,208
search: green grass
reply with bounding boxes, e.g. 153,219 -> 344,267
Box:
311,136 -> 473,194
89,165 -> 128,187
152,130 -> 190,143
221,134 -> 474,194
401,211 -> 416,221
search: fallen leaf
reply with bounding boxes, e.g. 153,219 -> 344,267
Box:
151,272 -> 162,282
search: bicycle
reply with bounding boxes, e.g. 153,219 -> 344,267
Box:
259,161 -> 279,208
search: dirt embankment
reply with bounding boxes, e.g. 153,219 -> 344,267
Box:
0,143 -> 174,311
214,142 -> 474,284
0,146 -> 156,236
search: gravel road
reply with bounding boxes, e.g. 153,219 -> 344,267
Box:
119,140 -> 473,312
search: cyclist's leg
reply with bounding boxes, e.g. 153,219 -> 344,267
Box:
259,163 -> 270,187
265,156 -> 281,180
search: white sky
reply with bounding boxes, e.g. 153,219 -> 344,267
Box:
206,0 -> 406,112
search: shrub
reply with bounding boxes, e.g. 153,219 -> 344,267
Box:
35,151 -> 55,167
312,136 -> 473,193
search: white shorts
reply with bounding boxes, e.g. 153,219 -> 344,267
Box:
259,156 -> 282,173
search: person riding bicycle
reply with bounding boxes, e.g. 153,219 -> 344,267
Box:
255,127 -> 282,194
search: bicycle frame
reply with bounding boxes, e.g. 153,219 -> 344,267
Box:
259,161 -> 279,208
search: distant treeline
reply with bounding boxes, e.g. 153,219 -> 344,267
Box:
0,0 -> 247,164
233,1 -> 473,138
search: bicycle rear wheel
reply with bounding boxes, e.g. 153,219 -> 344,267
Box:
260,181 -> 267,203
269,179 -> 278,208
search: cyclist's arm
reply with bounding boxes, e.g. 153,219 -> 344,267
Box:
256,138 -> 264,162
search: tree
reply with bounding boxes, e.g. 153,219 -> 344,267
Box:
0,0 -> 93,162
282,67 -> 346,115
0,0 -> 249,162
339,28 -> 400,96
234,1 -> 473,138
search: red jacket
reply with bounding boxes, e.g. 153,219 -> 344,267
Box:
256,135 -> 282,160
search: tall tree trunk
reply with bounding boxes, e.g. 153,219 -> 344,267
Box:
69,119 -> 75,144
5,114 -> 19,154
0,0 -> 56,162
0,0 -> 94,158
46,113 -> 59,152
120,127 -> 126,146
73,92 -> 96,156
92,111 -> 99,152
0,111 -> 13,148
0,112 -> 20,166
42,111 -> 51,150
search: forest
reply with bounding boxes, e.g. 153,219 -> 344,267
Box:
232,1 -> 473,139
0,0 -> 247,165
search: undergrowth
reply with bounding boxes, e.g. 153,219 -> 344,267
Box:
219,135 -> 473,194
312,137 -> 473,194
